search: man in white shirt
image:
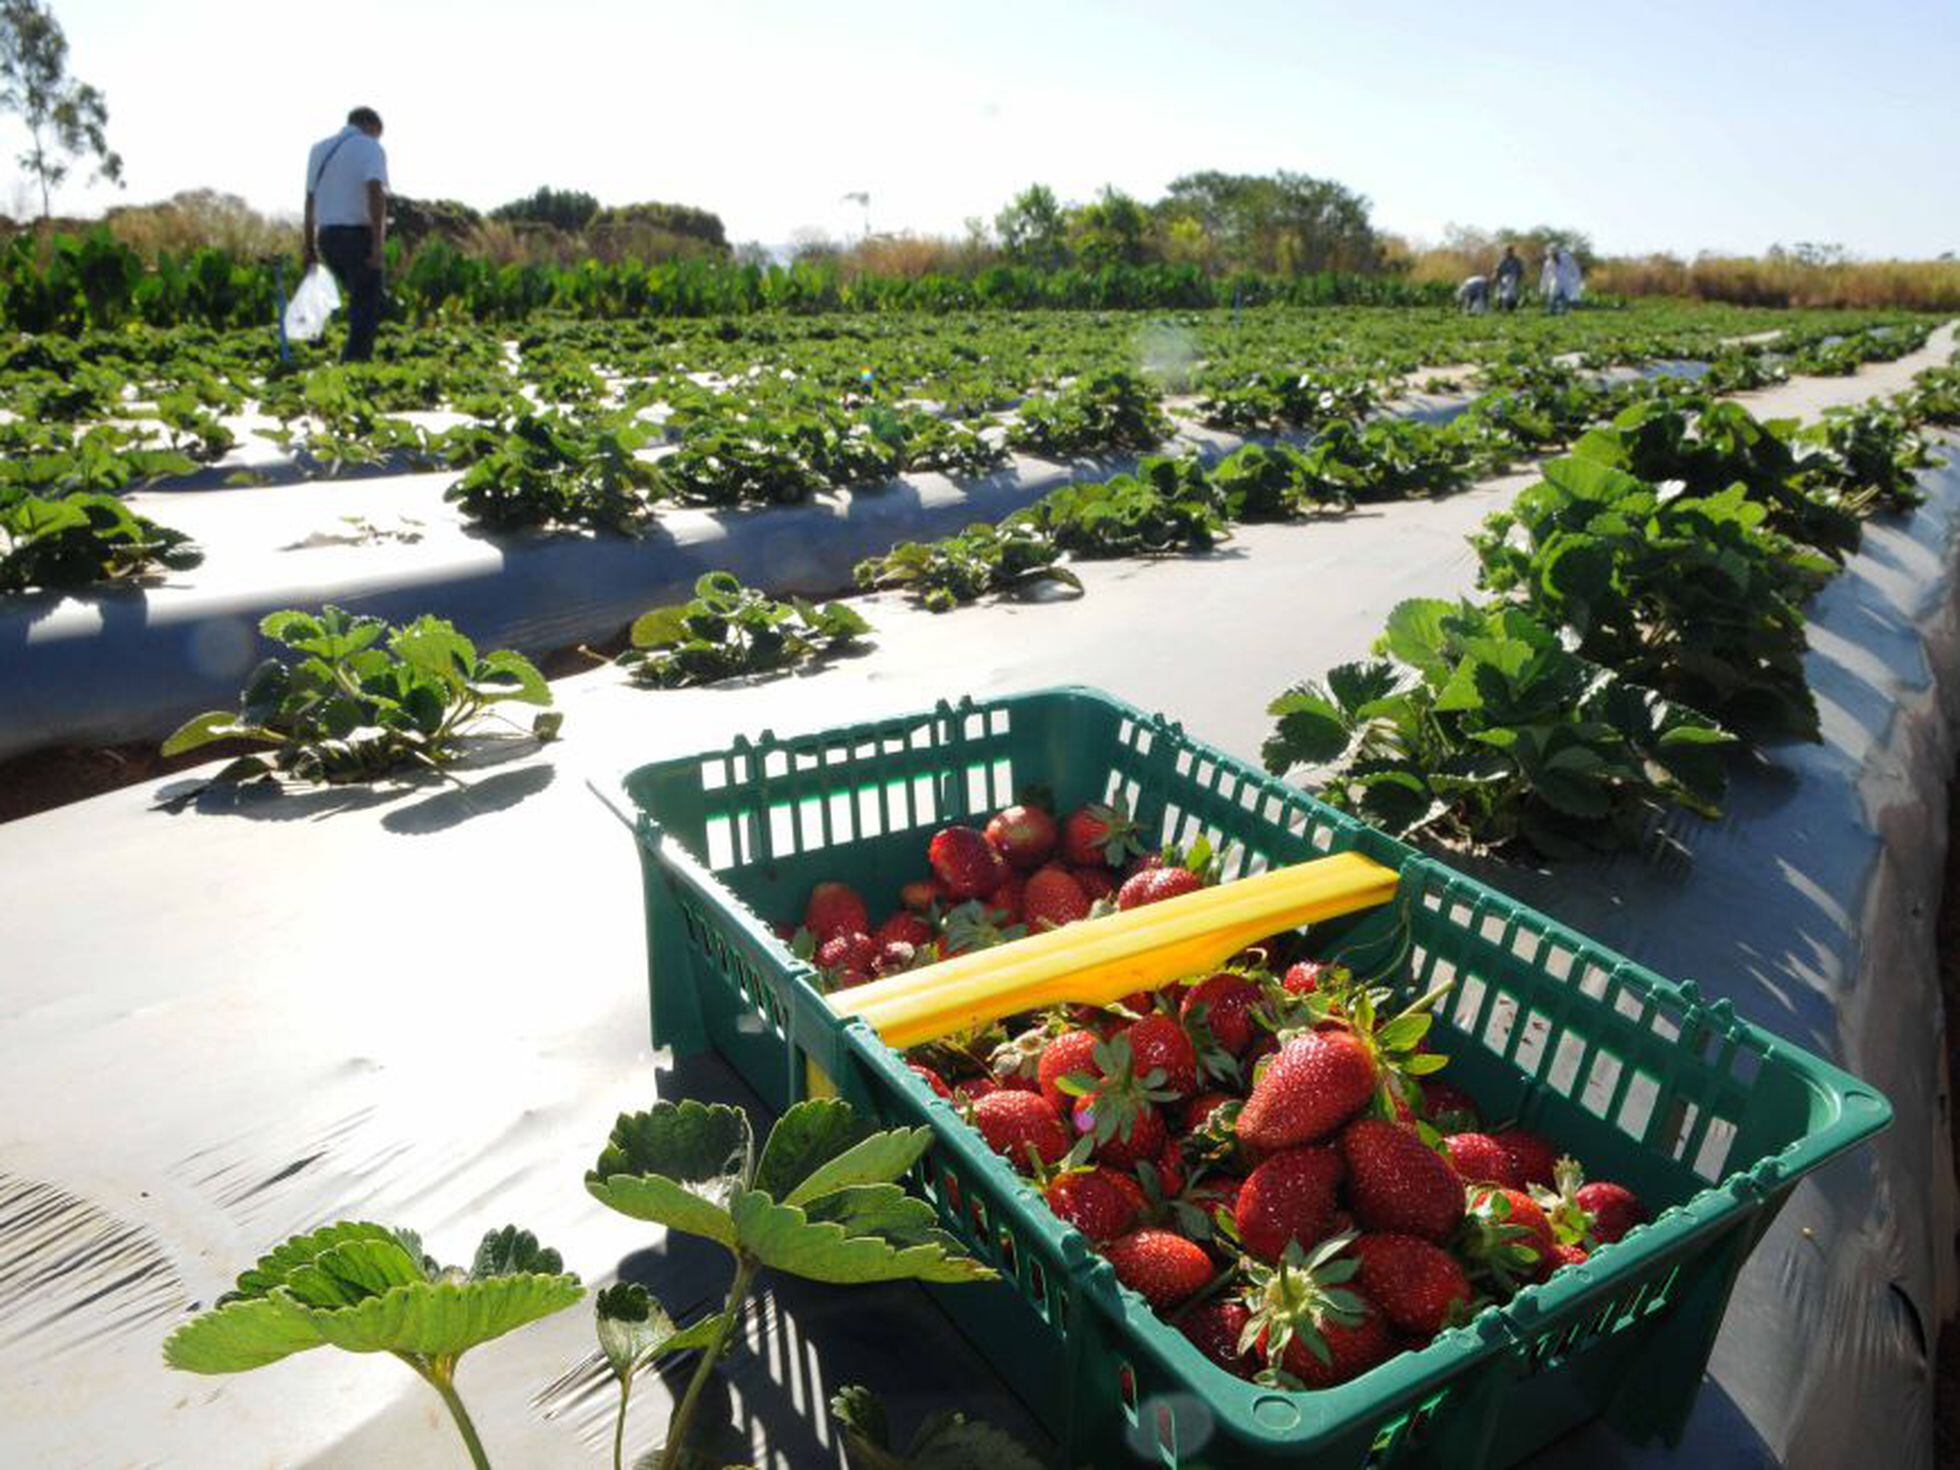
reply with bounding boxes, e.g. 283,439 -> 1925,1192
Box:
302,107 -> 389,361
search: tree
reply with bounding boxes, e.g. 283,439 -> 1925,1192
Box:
1158,171 -> 1381,275
994,183 -> 1068,269
489,184 -> 601,232
0,0 -> 121,219
1066,185 -> 1150,269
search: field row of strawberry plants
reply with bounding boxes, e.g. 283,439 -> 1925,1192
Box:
0,304 -> 1932,595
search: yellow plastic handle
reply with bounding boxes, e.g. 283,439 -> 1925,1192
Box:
831,851 -> 1399,1049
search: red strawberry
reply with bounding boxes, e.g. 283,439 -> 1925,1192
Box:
1023,864 -> 1092,931
1575,1181 -> 1645,1244
908,1063 -> 953,1099
1282,961 -> 1325,995
1179,1300 -> 1255,1379
1464,1186 -> 1557,1287
971,1090 -> 1070,1171
1552,1242 -> 1589,1269
1234,1147 -> 1345,1262
1061,801 -> 1146,867
986,870 -> 1026,925
1083,1100 -> 1166,1170
1103,1228 -> 1212,1309
1037,1029 -> 1102,1111
1349,1234 -> 1471,1338
899,877 -> 950,913
817,931 -> 878,975
927,826 -> 1008,900
1243,1241 -> 1395,1390
1341,1119 -> 1465,1243
1070,864 -> 1119,902
831,969 -> 873,990
1045,1167 -> 1145,1242
1182,1090 -> 1235,1134
1181,972 -> 1260,1055
1237,1031 -> 1378,1150
1418,1080 -> 1482,1134
950,1075 -> 1000,1105
1116,866 -> 1204,910
1496,1128 -> 1559,1188
1125,1014 -> 1199,1098
1443,1132 -> 1524,1188
1151,1137 -> 1186,1199
984,804 -> 1059,870
875,911 -> 936,948
804,882 -> 868,941
874,940 -> 918,976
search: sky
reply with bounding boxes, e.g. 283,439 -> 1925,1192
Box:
15,0 -> 1960,259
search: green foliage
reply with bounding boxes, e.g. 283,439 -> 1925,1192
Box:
660,424 -> 830,506
161,606 -> 557,784
162,1220 -> 582,1470
1264,599 -> 1733,858
587,1098 -> 991,1470
445,409 -> 662,533
1,482 -> 199,591
1197,369 -> 1375,433
0,0 -> 123,219
1806,399 -> 1941,514
1210,440 -> 1354,519
1011,454 -> 1229,556
1008,370 -> 1173,459
489,184 -> 600,232
1475,454 -> 1832,742
831,1384 -> 1049,1470
855,520 -> 1080,612
619,571 -> 871,687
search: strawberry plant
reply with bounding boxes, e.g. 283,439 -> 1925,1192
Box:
830,1384 -> 1046,1469
1263,598 -> 1733,855
855,520 -> 1080,612
618,571 -> 872,687
1008,369 -> 1173,459
1806,400 -> 1943,514
1012,454 -> 1231,556
1210,441 -> 1355,519
1197,369 -> 1376,433
1472,454 -> 1830,742
1,485 -> 202,592
162,1222 -> 583,1470
446,410 -> 663,533
586,1097 -> 991,1469
162,606 -> 559,785
660,423 -> 831,506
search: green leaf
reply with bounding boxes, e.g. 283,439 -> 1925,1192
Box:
730,1188 -> 992,1284
301,1271 -> 586,1356
630,604 -> 693,650
234,1222 -> 427,1298
832,1383 -> 1049,1470
754,1099 -> 934,1207
162,1294 -> 325,1373
471,649 -> 552,706
471,1225 -> 564,1279
594,1282 -> 727,1380
1378,599 -> 1456,681
586,1101 -> 752,1247
389,616 -> 478,688
161,709 -> 256,757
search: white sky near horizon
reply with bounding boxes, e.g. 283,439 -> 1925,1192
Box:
13,0 -> 1960,259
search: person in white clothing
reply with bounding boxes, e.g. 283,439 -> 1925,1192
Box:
1539,249 -> 1563,313
1556,246 -> 1584,308
302,107 -> 389,361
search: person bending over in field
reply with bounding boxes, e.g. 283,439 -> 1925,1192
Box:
1456,274 -> 1490,314
302,106 -> 389,363
1493,245 -> 1523,311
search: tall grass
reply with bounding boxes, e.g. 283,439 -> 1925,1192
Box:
1590,254 -> 1960,311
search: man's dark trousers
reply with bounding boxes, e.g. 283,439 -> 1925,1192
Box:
318,225 -> 382,362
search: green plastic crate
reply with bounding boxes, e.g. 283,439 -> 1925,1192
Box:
604,685 -> 1891,1468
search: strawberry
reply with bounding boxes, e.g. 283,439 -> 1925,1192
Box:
1182,1090 -> 1236,1134
1495,1128 -> 1559,1189
875,911 -> 936,948
1575,1181 -> 1645,1245
1340,1119 -> 1465,1243
1070,864 -> 1119,902
1103,1228 -> 1212,1309
1348,1234 -> 1471,1338
1125,1013 -> 1199,1098
938,900 -> 1025,957
1057,1034 -> 1179,1169
1061,801 -> 1147,867
1037,1029 -> 1102,1111
986,870 -> 1026,924
1044,1166 -> 1145,1242
985,803 -> 1059,870
950,1075 -> 1000,1105
1282,961 -> 1325,995
1234,1146 -> 1345,1262
1551,1242 -> 1589,1269
899,877 -> 950,913
1443,1132 -> 1524,1188
1179,1300 -> 1255,1379
1150,1137 -> 1186,1199
1236,1031 -> 1378,1150
830,969 -> 873,990
817,931 -> 878,976
908,1063 -> 953,1099
971,1090 -> 1070,1171
1022,864 -> 1092,931
927,826 -> 1008,900
1082,1100 -> 1166,1170
804,882 -> 869,941
1181,972 -> 1260,1056
1116,865 -> 1204,910
1418,1080 -> 1482,1135
1463,1186 -> 1557,1289
1242,1235 -> 1393,1389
